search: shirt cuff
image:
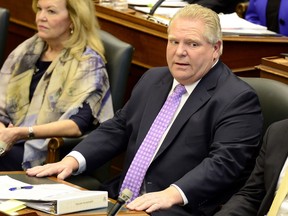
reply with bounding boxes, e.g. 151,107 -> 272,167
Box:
171,184 -> 188,205
67,151 -> 86,175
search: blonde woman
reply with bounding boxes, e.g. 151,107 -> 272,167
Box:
0,0 -> 113,170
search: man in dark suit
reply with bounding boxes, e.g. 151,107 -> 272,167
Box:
26,4 -> 263,216
183,0 -> 247,14
215,119 -> 288,216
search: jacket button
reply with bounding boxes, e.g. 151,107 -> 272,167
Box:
279,19 -> 285,25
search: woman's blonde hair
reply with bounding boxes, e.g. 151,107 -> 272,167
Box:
32,0 -> 105,61
168,4 -> 223,55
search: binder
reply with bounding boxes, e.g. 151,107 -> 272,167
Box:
24,190 -> 108,215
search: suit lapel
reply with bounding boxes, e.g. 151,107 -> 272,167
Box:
260,125 -> 288,214
268,128 -> 288,187
135,76 -> 173,151
153,64 -> 221,160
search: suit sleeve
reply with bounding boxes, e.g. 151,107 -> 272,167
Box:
174,87 -> 263,210
214,128 -> 268,216
215,119 -> 288,216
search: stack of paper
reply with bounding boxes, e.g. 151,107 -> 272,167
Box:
131,2 -> 279,36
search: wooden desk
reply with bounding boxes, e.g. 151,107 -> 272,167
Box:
95,4 -> 288,73
256,56 -> 288,84
0,171 -> 148,216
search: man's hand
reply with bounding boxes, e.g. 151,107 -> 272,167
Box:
26,156 -> 79,180
126,186 -> 184,213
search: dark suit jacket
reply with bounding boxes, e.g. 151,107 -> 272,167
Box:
215,119 -> 288,216
74,61 -> 263,216
183,0 -> 245,14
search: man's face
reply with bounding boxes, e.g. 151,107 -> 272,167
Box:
166,17 -> 221,85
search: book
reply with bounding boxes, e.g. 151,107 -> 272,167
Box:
0,176 -> 108,215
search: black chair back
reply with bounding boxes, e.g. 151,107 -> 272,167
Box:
100,30 -> 134,112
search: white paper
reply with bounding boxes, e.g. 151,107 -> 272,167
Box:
0,176 -> 80,201
0,176 -> 32,191
134,6 -> 181,19
138,11 -> 278,35
219,12 -> 267,30
128,0 -> 187,7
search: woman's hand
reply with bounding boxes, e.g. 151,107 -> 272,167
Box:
0,125 -> 28,152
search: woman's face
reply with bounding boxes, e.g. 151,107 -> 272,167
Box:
35,0 -> 72,45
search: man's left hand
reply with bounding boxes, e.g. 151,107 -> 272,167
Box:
126,186 -> 183,213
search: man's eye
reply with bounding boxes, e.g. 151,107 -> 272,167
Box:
170,40 -> 178,45
188,42 -> 198,47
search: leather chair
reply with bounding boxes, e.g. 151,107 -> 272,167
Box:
0,7 -> 10,67
239,77 -> 288,177
240,77 -> 288,134
46,30 -> 133,189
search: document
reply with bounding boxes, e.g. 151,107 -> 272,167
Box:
134,7 -> 279,36
0,176 -> 108,215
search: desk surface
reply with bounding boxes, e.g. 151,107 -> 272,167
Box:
0,171 -> 148,216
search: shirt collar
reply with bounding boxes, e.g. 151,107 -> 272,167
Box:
171,79 -> 200,96
171,59 -> 219,95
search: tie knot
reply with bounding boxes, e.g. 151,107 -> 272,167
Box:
174,84 -> 186,96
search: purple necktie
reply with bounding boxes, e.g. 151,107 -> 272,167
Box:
120,84 -> 187,201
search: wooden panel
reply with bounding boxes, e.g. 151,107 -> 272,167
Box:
0,0 -> 36,59
0,0 -> 35,25
2,0 -> 288,74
